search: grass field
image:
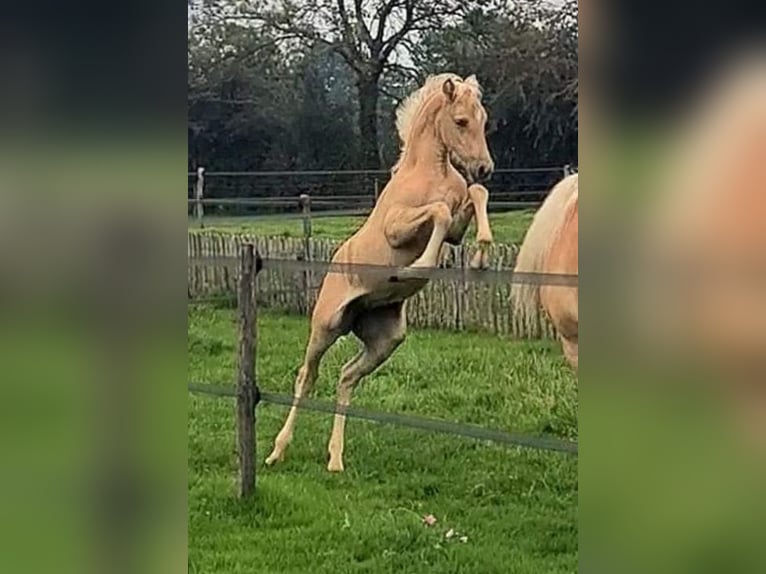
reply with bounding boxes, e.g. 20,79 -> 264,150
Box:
188,209 -> 535,244
189,306 -> 577,573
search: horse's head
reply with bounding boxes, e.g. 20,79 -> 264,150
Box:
437,75 -> 494,183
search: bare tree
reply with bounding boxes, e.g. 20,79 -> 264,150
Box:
205,0 -> 472,168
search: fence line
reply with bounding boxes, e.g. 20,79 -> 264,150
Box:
187,166 -> 574,177
210,208 -> 373,221
188,383 -> 578,455
187,232 -> 561,339
186,197 -> 544,226
187,165 -> 575,228
189,255 -> 578,287
187,195 -> 547,206
188,244 -> 576,497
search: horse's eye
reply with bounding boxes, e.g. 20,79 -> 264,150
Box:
455,118 -> 469,128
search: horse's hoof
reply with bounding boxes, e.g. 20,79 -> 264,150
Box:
476,233 -> 494,244
264,452 -> 283,466
469,250 -> 489,270
327,459 -> 344,473
408,259 -> 432,270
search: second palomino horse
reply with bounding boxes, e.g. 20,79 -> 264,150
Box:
265,73 -> 495,471
511,173 -> 579,370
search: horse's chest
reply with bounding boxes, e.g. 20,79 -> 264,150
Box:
429,185 -> 468,212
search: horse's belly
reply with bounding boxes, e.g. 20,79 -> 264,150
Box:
360,278 -> 428,308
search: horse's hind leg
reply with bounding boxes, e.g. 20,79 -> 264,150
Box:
561,335 -> 578,371
327,302 -> 407,472
265,312 -> 345,466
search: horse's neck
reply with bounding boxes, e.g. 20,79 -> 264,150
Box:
397,98 -> 449,177
558,193 -> 579,244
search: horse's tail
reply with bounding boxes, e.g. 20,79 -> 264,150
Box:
511,173 -> 579,337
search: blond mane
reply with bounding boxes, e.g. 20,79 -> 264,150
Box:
391,73 -> 482,173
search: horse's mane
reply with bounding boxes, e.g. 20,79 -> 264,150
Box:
391,73 -> 482,173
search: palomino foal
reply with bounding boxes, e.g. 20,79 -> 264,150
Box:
265,74 -> 495,471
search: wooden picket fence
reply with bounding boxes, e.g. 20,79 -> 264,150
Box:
188,230 -> 556,339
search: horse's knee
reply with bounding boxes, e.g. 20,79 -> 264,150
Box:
296,361 -> 317,383
430,202 -> 452,227
467,183 -> 489,202
337,371 -> 357,393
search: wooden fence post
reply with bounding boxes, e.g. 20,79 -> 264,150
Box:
299,194 -> 312,314
373,177 -> 380,204
195,167 -> 205,228
237,244 -> 260,498
563,164 -> 571,178
299,193 -> 312,241
455,245 -> 465,330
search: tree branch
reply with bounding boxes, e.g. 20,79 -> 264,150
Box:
332,42 -> 365,74
335,0 -> 359,52
383,60 -> 421,80
375,0 -> 401,43
379,0 -> 415,62
353,0 -> 376,52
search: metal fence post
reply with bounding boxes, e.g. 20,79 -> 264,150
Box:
373,177 -> 380,204
563,164 -> 571,178
237,244 -> 260,498
195,167 -> 205,228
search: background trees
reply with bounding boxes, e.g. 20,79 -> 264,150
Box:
188,0 -> 577,172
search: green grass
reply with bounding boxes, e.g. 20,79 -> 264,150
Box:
188,210 -> 535,245
189,307 -> 577,573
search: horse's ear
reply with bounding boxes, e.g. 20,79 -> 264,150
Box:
465,74 -> 482,96
442,78 -> 456,102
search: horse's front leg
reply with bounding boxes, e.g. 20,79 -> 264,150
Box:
444,197 -> 475,245
384,202 -> 452,269
467,184 -> 494,269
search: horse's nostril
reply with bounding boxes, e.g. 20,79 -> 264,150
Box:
476,164 -> 492,181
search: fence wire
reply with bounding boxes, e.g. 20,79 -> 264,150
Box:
187,198 -> 543,211
187,167 -> 572,177
188,382 -> 577,455
188,255 -> 578,287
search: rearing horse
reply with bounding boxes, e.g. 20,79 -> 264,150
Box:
265,74 -> 495,472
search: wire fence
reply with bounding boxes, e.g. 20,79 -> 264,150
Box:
188,245 -> 578,498
191,255 -> 578,287
188,383 -> 578,454
187,165 -> 577,224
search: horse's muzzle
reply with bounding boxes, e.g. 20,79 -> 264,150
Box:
471,160 -> 494,183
